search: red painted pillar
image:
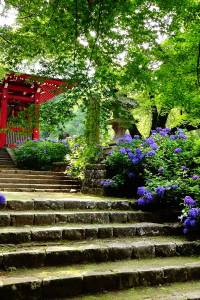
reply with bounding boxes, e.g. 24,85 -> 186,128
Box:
0,83 -> 8,147
32,85 -> 41,140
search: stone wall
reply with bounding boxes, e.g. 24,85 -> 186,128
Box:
52,162 -> 69,172
81,164 -> 107,196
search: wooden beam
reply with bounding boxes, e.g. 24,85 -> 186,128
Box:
8,84 -> 34,93
7,95 -> 34,102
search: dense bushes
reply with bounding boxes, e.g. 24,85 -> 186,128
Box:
102,128 -> 200,234
13,138 -> 71,171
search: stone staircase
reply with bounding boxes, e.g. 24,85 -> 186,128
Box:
0,198 -> 200,299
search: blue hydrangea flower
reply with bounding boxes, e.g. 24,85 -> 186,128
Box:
183,228 -> 189,234
164,128 -> 171,132
119,147 -> 126,154
190,220 -> 196,227
74,144 -> 79,147
188,208 -> 199,218
108,152 -> 112,155
156,127 -> 162,131
44,150 -> 47,154
174,148 -> 182,153
183,217 -> 191,227
126,148 -> 131,153
146,192 -> 153,201
134,135 -> 140,139
177,128 -> 184,132
0,194 -> 6,205
159,167 -> 165,172
137,198 -> 145,205
137,187 -> 146,196
155,186 -> 165,196
125,137 -> 132,143
181,166 -> 187,170
132,158 -> 139,164
169,135 -> 175,140
128,152 -> 134,158
100,181 -> 105,185
109,180 -> 114,184
140,154 -> 146,159
192,175 -> 199,180
151,130 -> 156,134
128,173 -> 135,178
118,138 -> 124,142
148,150 -> 156,156
159,131 -> 167,136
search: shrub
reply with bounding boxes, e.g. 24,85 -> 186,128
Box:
13,138 -> 71,171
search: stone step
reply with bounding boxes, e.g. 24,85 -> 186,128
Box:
0,183 -> 80,189
0,174 -> 70,179
0,240 -> 199,270
0,178 -> 78,184
0,211 -> 180,227
0,169 -> 67,175
0,223 -> 183,244
0,256 -> 200,299
0,188 -> 80,193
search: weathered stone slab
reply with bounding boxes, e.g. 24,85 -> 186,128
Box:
83,271 -> 116,293
85,227 -> 98,239
34,199 -> 64,210
62,228 -> 85,240
108,244 -> 132,261
111,201 -> 131,210
136,223 -> 164,236
11,213 -> 34,226
0,229 -> 31,244
43,274 -> 83,297
97,226 -> 113,238
176,242 -> 197,256
7,200 -> 34,211
113,226 -> 136,237
185,262 -> 200,280
64,200 -> 96,210
31,228 -> 62,242
96,201 -> 112,210
116,271 -> 139,289
55,213 -> 68,224
0,214 -> 10,227
127,212 -> 141,223
79,245 -> 109,263
155,242 -> 176,257
109,212 -> 127,223
46,247 -> 80,266
68,213 -> 92,224
0,253 -> 3,269
163,266 -> 188,283
0,277 -> 42,300
91,212 -> 110,224
34,213 -> 55,226
0,202 -> 7,211
2,250 -> 45,269
132,241 -> 155,259
139,268 -> 164,286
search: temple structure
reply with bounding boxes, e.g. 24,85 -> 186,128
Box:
0,73 -> 69,147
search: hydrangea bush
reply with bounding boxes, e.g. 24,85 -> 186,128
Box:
13,138 -> 71,170
102,128 -> 200,233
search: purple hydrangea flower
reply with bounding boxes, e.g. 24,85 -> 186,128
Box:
126,148 -> 131,153
135,148 -> 140,154
192,175 -> 199,180
125,137 -> 132,143
137,187 -> 146,196
184,196 -> 196,206
183,228 -> 189,234
151,130 -> 156,133
189,208 -> 199,218
128,173 -> 135,178
137,197 -> 145,205
174,148 -> 182,153
148,150 -> 156,156
155,186 -> 165,196
156,127 -> 162,131
151,143 -> 158,150
177,128 -> 184,132
66,166 -> 70,169
74,144 -> 79,147
172,184 -> 178,189
44,150 -> 47,154
169,135 -> 175,140
159,167 -> 165,172
140,154 -> 146,159
159,131 -> 167,136
0,194 -> 6,204
146,137 -> 155,145
181,166 -> 187,170
179,133 -> 187,139
164,128 -> 171,132
146,192 -> 153,201
100,181 -> 105,185
109,180 -> 114,184
119,147 -> 126,154
108,151 -> 112,155
118,138 -> 124,142
134,135 -> 140,139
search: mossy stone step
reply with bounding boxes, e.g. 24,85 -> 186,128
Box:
0,222 -> 182,244
0,256 -> 200,300
0,210 -> 180,227
0,241 -> 199,270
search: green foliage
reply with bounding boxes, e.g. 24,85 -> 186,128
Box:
13,138 -> 71,171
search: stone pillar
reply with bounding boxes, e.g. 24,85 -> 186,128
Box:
32,84 -> 41,140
